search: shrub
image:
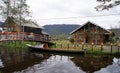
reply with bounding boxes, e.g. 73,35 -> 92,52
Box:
69,38 -> 74,43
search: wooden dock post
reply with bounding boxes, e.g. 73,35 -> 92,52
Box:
67,44 -> 69,49
118,45 -> 119,55
110,43 -> 113,55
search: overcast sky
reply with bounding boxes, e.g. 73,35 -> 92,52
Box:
27,0 -> 119,28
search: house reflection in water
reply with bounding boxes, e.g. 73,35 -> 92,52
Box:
71,56 -> 113,73
0,48 -> 51,73
0,48 -> 119,73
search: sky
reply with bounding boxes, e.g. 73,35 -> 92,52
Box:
4,0 -> 120,29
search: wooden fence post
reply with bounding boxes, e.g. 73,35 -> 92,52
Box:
101,43 -> 103,53
92,43 -> 94,52
82,42 -> 84,50
55,43 -> 56,48
60,44 -> 62,48
74,44 -> 76,49
67,44 -> 69,49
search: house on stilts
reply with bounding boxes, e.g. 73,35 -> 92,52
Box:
0,17 -> 49,42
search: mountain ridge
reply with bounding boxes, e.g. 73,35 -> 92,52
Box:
43,24 -> 80,38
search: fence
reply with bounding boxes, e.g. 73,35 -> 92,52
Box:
51,43 -> 120,55
0,32 -> 49,42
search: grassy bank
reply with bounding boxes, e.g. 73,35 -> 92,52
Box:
0,40 -> 119,56
0,41 -> 37,49
51,40 -> 120,56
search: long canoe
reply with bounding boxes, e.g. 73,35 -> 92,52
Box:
26,44 -> 85,55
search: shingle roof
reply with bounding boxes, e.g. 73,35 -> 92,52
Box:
21,21 -> 43,29
5,17 -> 43,29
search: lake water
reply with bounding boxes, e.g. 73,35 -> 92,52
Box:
0,48 -> 120,73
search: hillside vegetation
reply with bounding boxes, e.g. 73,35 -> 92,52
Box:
43,24 -> 80,39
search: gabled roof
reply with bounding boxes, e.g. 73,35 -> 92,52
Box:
21,21 -> 43,29
4,17 -> 43,29
70,21 -> 112,34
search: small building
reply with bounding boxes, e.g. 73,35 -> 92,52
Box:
70,21 -> 114,44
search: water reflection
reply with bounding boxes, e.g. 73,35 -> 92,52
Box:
0,48 -> 51,73
15,55 -> 85,73
95,58 -> 120,73
71,56 -> 113,73
0,48 -> 120,73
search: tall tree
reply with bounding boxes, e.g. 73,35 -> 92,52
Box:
95,0 -> 120,11
0,0 -> 31,22
0,0 -> 31,32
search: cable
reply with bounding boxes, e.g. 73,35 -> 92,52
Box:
38,14 -> 120,20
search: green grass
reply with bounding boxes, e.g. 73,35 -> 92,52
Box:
51,40 -> 120,56
0,40 -> 119,56
0,41 -> 38,50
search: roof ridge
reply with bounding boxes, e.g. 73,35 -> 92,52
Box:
70,21 -> 112,34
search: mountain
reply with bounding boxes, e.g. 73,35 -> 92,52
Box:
43,24 -> 80,38
110,28 -> 120,36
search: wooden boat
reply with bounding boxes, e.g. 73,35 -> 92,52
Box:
26,44 -> 45,49
26,44 -> 85,55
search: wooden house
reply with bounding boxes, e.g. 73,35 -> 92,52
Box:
1,17 -> 43,34
70,21 -> 114,44
1,17 -> 49,41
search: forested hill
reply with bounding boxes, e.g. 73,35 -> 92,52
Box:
43,24 -> 80,37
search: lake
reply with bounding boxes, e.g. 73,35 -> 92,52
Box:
0,48 -> 120,73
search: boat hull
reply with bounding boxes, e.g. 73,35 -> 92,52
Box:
27,44 -> 85,55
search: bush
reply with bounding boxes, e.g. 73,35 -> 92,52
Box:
69,38 -> 74,43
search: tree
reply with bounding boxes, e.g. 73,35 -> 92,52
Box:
0,0 -> 31,24
95,0 -> 120,11
0,0 -> 32,32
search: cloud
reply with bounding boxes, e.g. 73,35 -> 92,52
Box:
26,0 -> 120,29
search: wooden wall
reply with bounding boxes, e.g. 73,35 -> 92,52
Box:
72,23 -> 113,44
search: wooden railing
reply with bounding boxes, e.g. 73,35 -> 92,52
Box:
0,32 -> 49,42
51,43 -> 120,55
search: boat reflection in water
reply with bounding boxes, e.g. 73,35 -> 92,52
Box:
0,48 -> 120,73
